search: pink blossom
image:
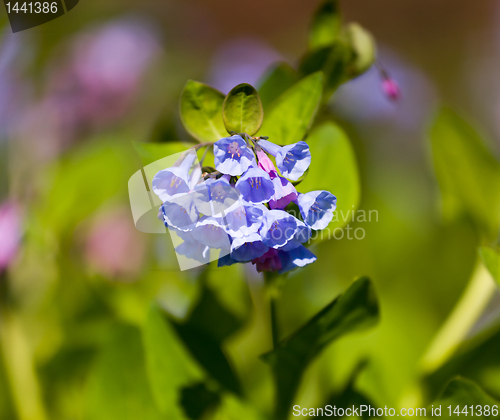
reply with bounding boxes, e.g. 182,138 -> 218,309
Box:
0,201 -> 22,272
382,78 -> 401,101
84,208 -> 147,281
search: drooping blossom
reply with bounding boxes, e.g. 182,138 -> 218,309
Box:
153,126 -> 337,274
258,140 -> 311,181
214,135 -> 256,176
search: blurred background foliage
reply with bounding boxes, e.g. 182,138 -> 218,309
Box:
1,0 -> 500,419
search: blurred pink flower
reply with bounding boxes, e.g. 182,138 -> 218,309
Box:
84,208 -> 147,281
0,201 -> 22,272
381,77 -> 401,102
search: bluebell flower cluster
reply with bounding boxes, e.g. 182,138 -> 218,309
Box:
153,135 -> 337,273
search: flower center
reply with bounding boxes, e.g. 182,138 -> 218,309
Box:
228,141 -> 242,158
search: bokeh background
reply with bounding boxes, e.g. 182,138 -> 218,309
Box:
1,0 -> 500,419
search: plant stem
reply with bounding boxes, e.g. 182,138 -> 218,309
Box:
420,259 -> 497,374
264,272 -> 280,349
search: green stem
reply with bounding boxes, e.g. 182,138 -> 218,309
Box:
264,272 -> 280,349
420,259 -> 497,374
270,294 -> 279,349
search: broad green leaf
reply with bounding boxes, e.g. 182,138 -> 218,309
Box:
173,322 -> 242,395
299,43 -> 352,98
345,23 -> 376,77
309,0 -> 342,50
133,141 -> 194,167
298,122 -> 360,234
261,277 -> 379,420
142,305 -> 204,418
479,247 -> 500,287
430,109 -> 500,240
213,394 -> 266,420
85,324 -> 164,420
222,84 -> 263,135
180,80 -> 227,142
433,377 -> 499,409
258,72 -> 323,145
257,63 -> 298,110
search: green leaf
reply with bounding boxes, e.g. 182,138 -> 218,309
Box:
433,377 -> 499,408
345,23 -> 376,77
309,0 -> 342,50
142,306 -> 205,418
258,72 -> 323,145
299,43 -> 352,98
479,247 -> 500,287
222,84 -> 263,136
173,322 -> 242,395
85,324 -> 164,420
262,277 -> 379,420
133,141 -> 194,167
180,80 -> 227,142
298,122 -> 360,234
257,63 -> 298,110
430,109 -> 500,239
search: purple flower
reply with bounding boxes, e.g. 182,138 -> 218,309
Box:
214,135 -> 256,176
153,151 -> 198,201
259,209 -> 298,249
278,246 -> 317,274
223,203 -> 264,238
297,190 -> 337,230
280,220 -> 311,251
269,175 -> 298,210
161,193 -> 199,231
235,167 -> 274,204
191,217 -> 231,250
259,140 -> 311,181
230,233 -> 269,262
193,175 -> 240,217
0,201 -> 21,272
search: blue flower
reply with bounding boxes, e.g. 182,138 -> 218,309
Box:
161,193 -> 199,231
259,209 -> 298,248
235,167 -> 274,204
269,175 -> 298,210
191,216 -> 231,250
193,175 -> 240,217
217,253 -> 239,267
259,140 -> 311,181
214,135 -> 256,176
230,233 -> 269,262
278,246 -> 317,274
280,220 -> 311,251
153,151 -> 198,201
297,190 -> 337,230
223,202 -> 264,238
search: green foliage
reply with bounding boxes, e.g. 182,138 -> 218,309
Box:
298,122 -> 360,232
299,44 -> 351,98
86,324 -> 164,420
222,84 -> 263,136
430,109 -> 500,239
308,0 -> 342,50
142,305 -> 204,418
258,72 -> 323,145
258,63 -> 298,110
180,80 -> 227,142
262,277 -> 379,420
433,377 -> 499,408
479,247 -> 500,287
345,23 -> 376,77
133,141 -> 194,166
